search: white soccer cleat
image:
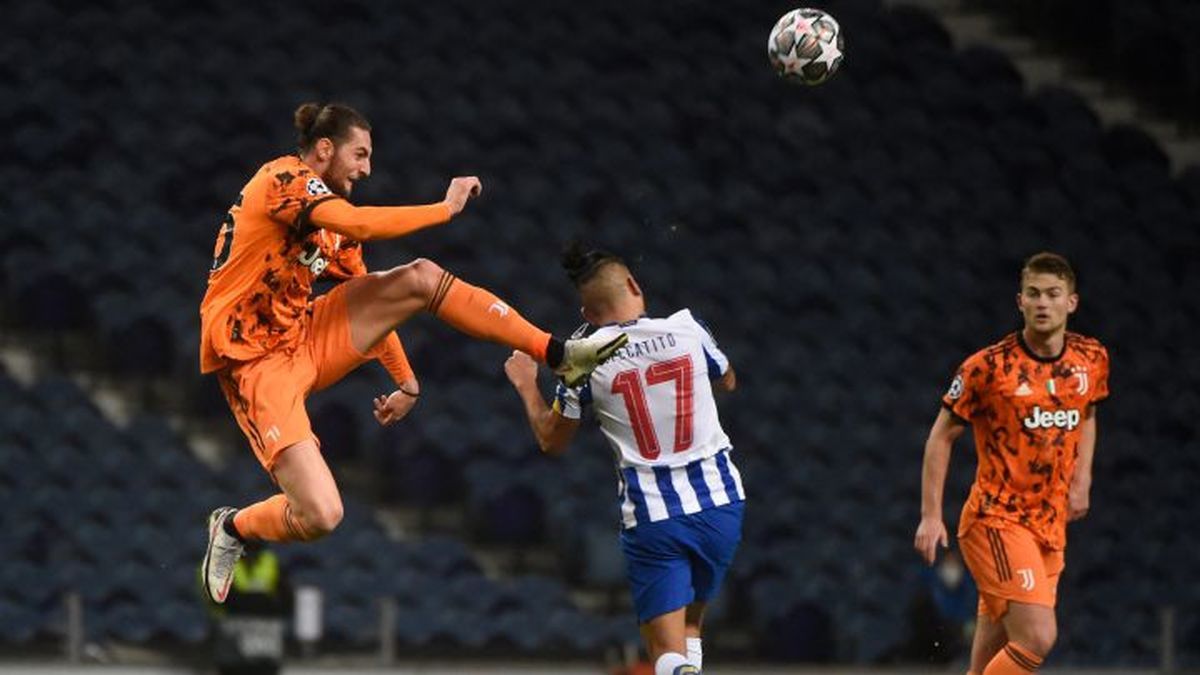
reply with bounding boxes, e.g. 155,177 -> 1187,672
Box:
202,507 -> 244,604
555,332 -> 629,387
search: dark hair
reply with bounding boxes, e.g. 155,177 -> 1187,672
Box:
1021,251 -> 1076,291
561,241 -> 625,288
294,102 -> 371,153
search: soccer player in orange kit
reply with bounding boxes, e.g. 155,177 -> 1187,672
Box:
913,252 -> 1110,673
199,102 -> 625,603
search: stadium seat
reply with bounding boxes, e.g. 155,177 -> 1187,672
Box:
409,536 -> 481,579
491,607 -> 552,651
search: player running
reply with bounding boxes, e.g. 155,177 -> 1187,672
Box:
504,243 -> 743,675
199,103 -> 626,604
913,252 -> 1110,674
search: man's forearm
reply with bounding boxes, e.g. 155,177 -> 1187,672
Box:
920,439 -> 952,519
515,384 -> 557,450
378,333 -> 415,387
310,199 -> 452,241
1074,414 -> 1097,487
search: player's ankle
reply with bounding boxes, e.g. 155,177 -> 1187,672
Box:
546,337 -> 564,369
685,637 -> 702,670
223,511 -> 246,543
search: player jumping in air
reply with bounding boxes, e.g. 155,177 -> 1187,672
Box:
199,103 -> 626,603
914,252 -> 1110,674
504,243 -> 743,675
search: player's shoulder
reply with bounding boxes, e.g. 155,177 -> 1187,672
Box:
962,332 -> 1019,369
257,155 -> 330,195
257,154 -> 305,179
1066,331 -> 1108,361
1066,331 -> 1106,352
663,307 -> 711,333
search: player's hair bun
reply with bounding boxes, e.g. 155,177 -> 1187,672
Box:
292,102 -> 371,153
561,240 -> 623,287
294,102 -> 322,135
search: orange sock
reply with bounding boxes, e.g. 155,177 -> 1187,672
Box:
427,272 -> 551,362
233,494 -> 313,542
984,642 -> 1043,674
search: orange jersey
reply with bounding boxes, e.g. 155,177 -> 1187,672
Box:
200,155 -> 366,372
943,331 -> 1110,550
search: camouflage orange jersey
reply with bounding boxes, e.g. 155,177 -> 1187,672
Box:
943,331 -> 1109,550
200,155 -> 368,372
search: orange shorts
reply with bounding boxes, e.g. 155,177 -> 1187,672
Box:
216,284 -> 377,472
959,521 -> 1064,621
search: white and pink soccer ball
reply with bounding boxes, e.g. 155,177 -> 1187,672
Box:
768,7 -> 845,85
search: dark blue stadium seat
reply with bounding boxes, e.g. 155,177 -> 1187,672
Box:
155,601 -> 209,644
393,604 -> 437,648
0,604 -> 41,644
547,608 -> 610,653
326,599 -> 376,646
409,536 -> 481,579
491,607 -> 552,651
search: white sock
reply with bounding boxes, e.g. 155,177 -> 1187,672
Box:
686,637 -> 703,670
655,651 -> 698,675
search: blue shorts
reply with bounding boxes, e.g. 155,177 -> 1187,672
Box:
620,501 -> 745,624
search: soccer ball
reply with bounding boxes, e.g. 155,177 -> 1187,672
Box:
767,8 -> 844,85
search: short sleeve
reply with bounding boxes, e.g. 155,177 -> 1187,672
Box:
552,380 -> 591,420
941,352 -> 985,422
1090,346 -> 1110,405
265,167 -> 341,228
692,314 -> 730,378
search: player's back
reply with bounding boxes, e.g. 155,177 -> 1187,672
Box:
555,309 -> 743,529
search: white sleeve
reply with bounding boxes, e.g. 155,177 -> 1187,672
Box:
552,380 -> 591,420
692,314 -> 730,378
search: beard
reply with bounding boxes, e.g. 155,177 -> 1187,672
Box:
329,175 -> 352,198
323,164 -> 354,198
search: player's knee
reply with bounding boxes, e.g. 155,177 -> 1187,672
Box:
302,498 -> 344,538
1031,623 -> 1057,656
380,258 -> 443,305
1016,622 -> 1056,657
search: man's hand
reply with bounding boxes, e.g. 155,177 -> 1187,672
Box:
445,176 -> 482,216
914,516 -> 949,565
1068,477 -> 1090,521
504,351 -> 539,391
373,382 -> 419,426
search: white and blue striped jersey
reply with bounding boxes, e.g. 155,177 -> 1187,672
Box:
554,309 -> 745,529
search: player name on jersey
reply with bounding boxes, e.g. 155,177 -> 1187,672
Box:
608,333 -> 678,362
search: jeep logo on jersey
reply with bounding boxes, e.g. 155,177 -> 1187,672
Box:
306,177 -> 331,196
297,246 -> 328,276
1022,405 -> 1081,430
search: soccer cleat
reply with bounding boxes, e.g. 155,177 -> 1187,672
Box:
555,332 -> 629,387
202,507 -> 244,604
